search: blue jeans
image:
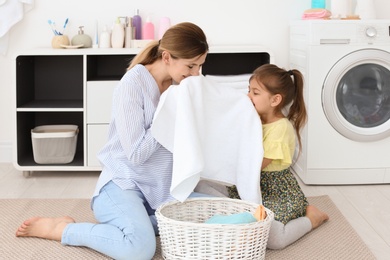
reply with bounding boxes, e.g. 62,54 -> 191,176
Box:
61,180 -> 209,260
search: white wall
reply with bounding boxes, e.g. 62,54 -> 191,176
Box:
1,0 -> 390,162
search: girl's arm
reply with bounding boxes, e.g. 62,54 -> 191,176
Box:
261,158 -> 272,170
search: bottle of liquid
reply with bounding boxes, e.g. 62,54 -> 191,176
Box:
133,9 -> 142,40
92,20 -> 99,48
124,17 -> 134,48
355,0 -> 376,19
158,17 -> 171,39
142,16 -> 154,40
99,25 -> 111,48
331,0 -> 349,19
111,17 -> 124,48
71,26 -> 92,48
311,0 -> 326,8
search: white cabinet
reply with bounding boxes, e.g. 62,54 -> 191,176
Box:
87,125 -> 109,167
13,46 -> 273,174
14,48 -> 137,173
86,81 -> 117,124
86,80 -> 117,167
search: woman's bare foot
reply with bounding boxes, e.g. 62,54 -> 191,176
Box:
306,205 -> 329,229
15,216 -> 75,241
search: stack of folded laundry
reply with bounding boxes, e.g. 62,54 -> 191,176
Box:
302,8 -> 332,19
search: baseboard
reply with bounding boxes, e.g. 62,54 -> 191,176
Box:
0,142 -> 12,163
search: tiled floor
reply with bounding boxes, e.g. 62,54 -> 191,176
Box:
1,163 -> 390,259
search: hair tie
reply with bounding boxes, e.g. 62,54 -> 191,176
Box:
288,70 -> 293,76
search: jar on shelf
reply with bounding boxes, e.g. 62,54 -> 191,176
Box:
71,26 -> 92,48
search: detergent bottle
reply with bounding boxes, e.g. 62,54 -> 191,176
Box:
111,17 -> 124,48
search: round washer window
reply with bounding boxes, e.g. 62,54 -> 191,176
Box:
336,63 -> 390,128
322,49 -> 390,142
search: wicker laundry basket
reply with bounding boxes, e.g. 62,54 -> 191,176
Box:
155,197 -> 274,260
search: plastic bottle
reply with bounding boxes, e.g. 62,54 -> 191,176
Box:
93,20 -> 99,48
111,17 -> 124,48
133,9 -> 142,40
142,16 -> 154,40
99,25 -> 111,48
311,0 -> 326,8
355,0 -> 376,19
124,17 -> 134,48
331,0 -> 349,19
158,17 -> 171,39
71,26 -> 92,48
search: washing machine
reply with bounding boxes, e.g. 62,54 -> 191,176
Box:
289,20 -> 390,184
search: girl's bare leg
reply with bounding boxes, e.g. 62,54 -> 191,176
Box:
306,205 -> 329,229
15,216 -> 75,241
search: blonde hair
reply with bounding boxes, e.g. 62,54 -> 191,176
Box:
127,22 -> 208,70
251,64 -> 307,152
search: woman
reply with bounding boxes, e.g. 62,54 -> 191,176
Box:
16,22 -> 209,260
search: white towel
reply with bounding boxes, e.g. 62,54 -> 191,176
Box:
151,75 -> 263,204
0,0 -> 34,55
206,74 -> 251,93
205,74 -> 252,83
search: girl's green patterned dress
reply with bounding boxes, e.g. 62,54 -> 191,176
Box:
228,118 -> 308,224
228,168 -> 308,224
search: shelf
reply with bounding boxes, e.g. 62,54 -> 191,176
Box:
16,100 -> 83,111
87,54 -> 135,81
16,55 -> 83,108
16,151 -> 84,167
17,47 -> 141,56
15,112 -> 84,169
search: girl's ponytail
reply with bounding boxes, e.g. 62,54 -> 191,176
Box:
287,70 -> 307,153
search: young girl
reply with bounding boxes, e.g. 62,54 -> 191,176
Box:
227,64 -> 329,249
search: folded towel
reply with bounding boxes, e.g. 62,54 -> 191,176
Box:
302,8 -> 331,20
205,212 -> 257,224
151,75 -> 263,204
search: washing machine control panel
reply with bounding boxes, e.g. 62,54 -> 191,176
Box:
357,23 -> 390,45
290,20 -> 390,46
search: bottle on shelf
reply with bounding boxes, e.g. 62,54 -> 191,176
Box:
99,25 -> 111,48
133,9 -> 142,40
142,16 -> 154,40
71,26 -> 92,48
355,0 -> 376,19
158,17 -> 171,39
124,17 -> 134,48
111,17 -> 125,48
93,20 -> 99,48
311,0 -> 326,8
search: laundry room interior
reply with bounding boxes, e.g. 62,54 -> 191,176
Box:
1,0 -> 390,259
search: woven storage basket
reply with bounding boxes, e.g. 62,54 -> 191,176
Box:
156,197 -> 274,260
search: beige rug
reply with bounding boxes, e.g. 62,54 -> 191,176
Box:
0,196 -> 375,260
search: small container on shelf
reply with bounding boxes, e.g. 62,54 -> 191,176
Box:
31,125 -> 79,164
71,26 -> 92,48
51,35 -> 70,49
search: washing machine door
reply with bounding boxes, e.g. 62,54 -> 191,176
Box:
322,49 -> 390,142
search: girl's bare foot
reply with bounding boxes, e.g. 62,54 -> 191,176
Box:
306,205 -> 329,229
15,216 -> 75,241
